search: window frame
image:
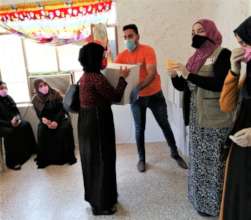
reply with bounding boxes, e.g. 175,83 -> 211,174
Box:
0,23 -> 118,104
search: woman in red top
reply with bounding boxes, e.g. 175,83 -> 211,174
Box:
78,42 -> 129,215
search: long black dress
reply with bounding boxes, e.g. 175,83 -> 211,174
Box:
34,99 -> 77,168
0,95 -> 36,169
220,16 -> 251,220
221,97 -> 251,220
78,72 -> 127,211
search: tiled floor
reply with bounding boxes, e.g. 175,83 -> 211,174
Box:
0,142 -> 217,220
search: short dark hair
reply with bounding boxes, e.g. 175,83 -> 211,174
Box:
123,24 -> 139,35
0,80 -> 6,86
78,43 -> 105,73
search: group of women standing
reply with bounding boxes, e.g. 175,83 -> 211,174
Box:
0,79 -> 76,170
167,16 -> 251,220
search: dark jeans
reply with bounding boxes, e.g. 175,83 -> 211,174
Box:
131,91 -> 178,162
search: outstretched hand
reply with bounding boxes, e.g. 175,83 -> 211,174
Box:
120,66 -> 130,79
230,127 -> 251,147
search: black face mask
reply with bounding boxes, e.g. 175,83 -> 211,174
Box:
192,35 -> 209,49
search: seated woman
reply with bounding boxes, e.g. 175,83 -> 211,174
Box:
32,79 -> 77,169
0,81 -> 36,170
78,42 -> 129,215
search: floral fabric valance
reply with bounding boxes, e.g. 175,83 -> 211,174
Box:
0,0 -> 113,46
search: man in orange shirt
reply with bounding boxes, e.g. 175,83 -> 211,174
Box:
115,24 -> 187,172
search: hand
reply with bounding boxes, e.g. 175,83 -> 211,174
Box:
175,63 -> 190,79
120,66 -> 130,78
16,119 -> 21,126
50,121 -> 58,129
230,48 -> 245,75
47,121 -> 57,129
230,127 -> 251,147
166,59 -> 178,72
168,70 -> 178,78
47,121 -> 58,129
166,61 -> 178,77
11,116 -> 20,127
42,117 -> 49,125
130,86 -> 140,104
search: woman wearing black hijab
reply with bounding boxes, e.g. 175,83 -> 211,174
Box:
32,79 -> 77,168
0,81 -> 36,170
78,42 -> 129,215
220,16 -> 251,220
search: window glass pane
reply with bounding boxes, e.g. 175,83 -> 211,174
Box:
24,39 -> 58,74
107,26 -> 117,61
106,2 -> 117,25
57,44 -> 82,71
0,35 -> 30,102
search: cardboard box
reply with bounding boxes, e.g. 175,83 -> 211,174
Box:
103,63 -> 140,105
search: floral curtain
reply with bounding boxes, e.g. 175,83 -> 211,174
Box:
0,0 -> 113,46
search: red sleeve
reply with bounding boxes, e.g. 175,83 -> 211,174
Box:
95,74 -> 127,102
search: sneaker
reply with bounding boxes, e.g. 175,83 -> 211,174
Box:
137,160 -> 146,172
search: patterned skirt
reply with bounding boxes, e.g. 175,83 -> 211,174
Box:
188,91 -> 230,216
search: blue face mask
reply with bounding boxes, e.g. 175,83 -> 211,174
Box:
124,39 -> 136,52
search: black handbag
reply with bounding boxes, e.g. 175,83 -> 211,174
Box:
63,82 -> 80,113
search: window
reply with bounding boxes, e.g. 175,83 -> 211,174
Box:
57,44 -> 82,71
24,39 -> 59,74
0,35 -> 30,103
107,25 -> 118,61
0,2 -> 118,103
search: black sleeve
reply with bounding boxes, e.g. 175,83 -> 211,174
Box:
33,106 -> 43,120
171,76 -> 187,91
53,102 -> 66,123
0,119 -> 11,127
0,96 -> 19,127
187,48 -> 231,92
8,96 -> 20,116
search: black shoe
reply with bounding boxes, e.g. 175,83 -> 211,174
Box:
197,211 -> 212,217
171,153 -> 188,169
37,163 -> 47,169
92,206 -> 116,215
68,158 -> 77,165
8,164 -> 21,170
137,160 -> 146,172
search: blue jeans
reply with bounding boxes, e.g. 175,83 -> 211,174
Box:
131,91 -> 178,162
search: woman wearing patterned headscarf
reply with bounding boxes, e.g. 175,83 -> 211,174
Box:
78,42 -> 129,215
220,16 -> 251,220
167,19 -> 232,216
32,79 -> 76,169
